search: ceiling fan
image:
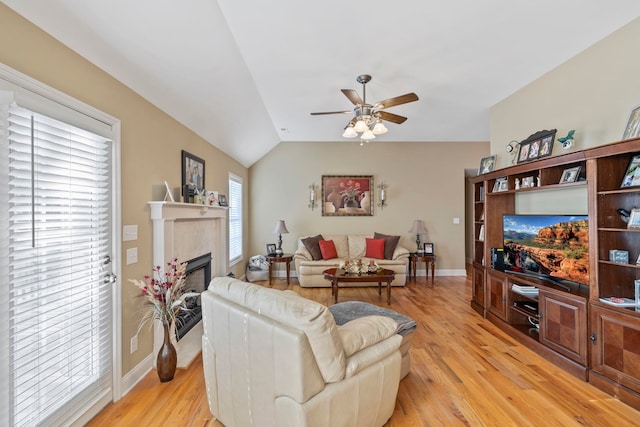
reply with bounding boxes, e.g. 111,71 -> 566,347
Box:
310,74 -> 419,140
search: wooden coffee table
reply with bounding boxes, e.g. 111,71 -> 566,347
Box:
323,268 -> 396,305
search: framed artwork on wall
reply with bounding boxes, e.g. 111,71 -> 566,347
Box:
321,175 -> 373,216
181,150 -> 205,200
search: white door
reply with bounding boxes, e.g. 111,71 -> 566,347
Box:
1,70 -> 118,427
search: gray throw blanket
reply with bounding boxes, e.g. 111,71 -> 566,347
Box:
329,301 -> 417,336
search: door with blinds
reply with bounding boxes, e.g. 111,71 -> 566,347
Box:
1,85 -> 116,426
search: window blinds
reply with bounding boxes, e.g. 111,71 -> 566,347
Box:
228,174 -> 243,264
5,104 -> 112,426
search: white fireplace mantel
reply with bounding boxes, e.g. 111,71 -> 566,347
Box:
148,201 -> 228,367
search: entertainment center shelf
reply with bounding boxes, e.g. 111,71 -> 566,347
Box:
470,137 -> 640,410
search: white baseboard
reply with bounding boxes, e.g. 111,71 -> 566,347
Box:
120,352 -> 153,398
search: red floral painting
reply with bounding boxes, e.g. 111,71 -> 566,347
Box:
322,175 -> 373,216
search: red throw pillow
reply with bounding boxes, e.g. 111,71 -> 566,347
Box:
319,239 -> 338,260
365,238 -> 385,259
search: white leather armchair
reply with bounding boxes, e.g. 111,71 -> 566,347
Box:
201,277 -> 402,427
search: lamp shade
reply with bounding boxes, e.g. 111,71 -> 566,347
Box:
273,220 -> 289,235
408,220 -> 428,235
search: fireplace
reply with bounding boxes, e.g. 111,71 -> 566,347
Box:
176,253 -> 211,341
149,201 -> 227,368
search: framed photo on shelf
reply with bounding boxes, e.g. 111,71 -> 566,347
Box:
516,129 -> 557,164
423,242 -> 434,255
622,105 -> 640,140
521,176 -> 535,188
218,194 -> 228,206
206,190 -> 219,206
559,166 -> 581,184
181,150 -> 205,200
517,142 -> 530,163
266,243 -> 277,256
478,155 -> 496,174
493,177 -> 508,192
628,208 -> 640,229
620,154 -> 640,188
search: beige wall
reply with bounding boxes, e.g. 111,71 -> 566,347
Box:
490,17 -> 640,168
249,141 -> 489,273
0,5 -> 249,375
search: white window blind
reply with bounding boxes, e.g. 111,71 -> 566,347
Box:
228,174 -> 243,265
4,104 -> 112,426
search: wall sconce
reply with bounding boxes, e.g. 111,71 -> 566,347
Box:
377,182 -> 387,209
308,183 -> 318,210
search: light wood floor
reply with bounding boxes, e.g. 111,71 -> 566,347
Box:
89,274 -> 640,426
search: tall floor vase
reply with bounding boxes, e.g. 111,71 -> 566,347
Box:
157,322 -> 177,382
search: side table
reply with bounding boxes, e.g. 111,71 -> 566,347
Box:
409,253 -> 436,285
265,253 -> 293,287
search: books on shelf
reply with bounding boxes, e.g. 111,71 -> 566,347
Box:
478,225 -> 485,241
599,297 -> 637,307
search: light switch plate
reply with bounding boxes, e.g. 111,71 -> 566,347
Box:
123,224 -> 138,241
126,247 -> 138,265
453,217 -> 460,224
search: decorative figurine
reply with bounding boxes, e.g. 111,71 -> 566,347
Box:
558,130 -> 575,150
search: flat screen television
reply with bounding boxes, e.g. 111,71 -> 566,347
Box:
502,214 -> 589,286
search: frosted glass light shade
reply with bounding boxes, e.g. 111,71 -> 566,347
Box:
354,119 -> 368,133
343,126 -> 357,138
372,120 -> 387,134
361,129 -> 375,140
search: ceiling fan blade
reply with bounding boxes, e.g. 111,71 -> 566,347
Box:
376,92 -> 419,109
310,110 -> 352,115
378,110 -> 407,124
341,89 -> 363,106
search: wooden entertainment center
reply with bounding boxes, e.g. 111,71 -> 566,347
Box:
470,137 -> 640,410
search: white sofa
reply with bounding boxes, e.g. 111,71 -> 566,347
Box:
201,277 -> 402,427
293,234 -> 410,287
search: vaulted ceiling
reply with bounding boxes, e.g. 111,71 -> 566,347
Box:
4,1 -> 640,166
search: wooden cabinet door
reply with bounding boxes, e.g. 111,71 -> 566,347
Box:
539,290 -> 587,366
471,265 -> 485,313
486,270 -> 508,321
590,305 -> 640,392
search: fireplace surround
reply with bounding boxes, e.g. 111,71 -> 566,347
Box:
148,201 -> 227,367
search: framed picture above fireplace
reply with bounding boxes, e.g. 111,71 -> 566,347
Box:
181,150 -> 205,200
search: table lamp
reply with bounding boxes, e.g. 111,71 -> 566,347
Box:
408,220 -> 428,252
273,220 -> 289,256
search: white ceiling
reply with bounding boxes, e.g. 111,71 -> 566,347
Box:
4,1 -> 640,166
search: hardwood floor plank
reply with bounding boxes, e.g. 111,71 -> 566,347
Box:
88,274 -> 640,426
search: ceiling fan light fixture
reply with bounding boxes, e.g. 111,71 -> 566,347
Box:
361,129 -> 375,140
372,119 -> 387,135
342,125 -> 357,138
354,119 -> 368,133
